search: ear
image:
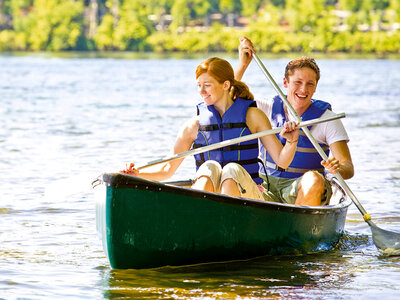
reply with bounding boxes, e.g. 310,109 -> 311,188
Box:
283,77 -> 288,88
223,80 -> 231,90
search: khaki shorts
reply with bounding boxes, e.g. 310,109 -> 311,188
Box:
260,173 -> 332,205
195,160 -> 264,201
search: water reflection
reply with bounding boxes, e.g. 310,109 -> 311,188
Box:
101,252 -> 363,299
98,231 -> 376,298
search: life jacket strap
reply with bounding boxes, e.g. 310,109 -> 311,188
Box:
195,158 -> 258,168
192,142 -> 258,152
222,122 -> 247,129
199,124 -> 220,131
223,142 -> 258,151
198,122 -> 248,131
265,161 -> 325,174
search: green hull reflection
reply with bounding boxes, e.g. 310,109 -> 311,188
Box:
93,173 -> 351,269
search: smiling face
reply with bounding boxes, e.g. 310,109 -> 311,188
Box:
283,67 -> 317,110
197,71 -> 229,106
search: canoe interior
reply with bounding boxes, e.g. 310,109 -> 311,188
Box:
93,173 -> 351,269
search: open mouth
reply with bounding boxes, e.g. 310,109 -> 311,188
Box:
296,93 -> 307,99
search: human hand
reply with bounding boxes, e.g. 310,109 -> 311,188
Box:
321,157 -> 340,174
280,121 -> 299,144
238,36 -> 255,65
121,162 -> 139,176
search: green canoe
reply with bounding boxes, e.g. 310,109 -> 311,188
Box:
93,173 -> 351,269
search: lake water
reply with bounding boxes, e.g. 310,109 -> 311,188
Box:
0,53 -> 399,299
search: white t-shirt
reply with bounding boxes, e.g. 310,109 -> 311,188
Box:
256,98 -> 349,146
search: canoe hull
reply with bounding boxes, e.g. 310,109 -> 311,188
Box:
94,173 -> 351,269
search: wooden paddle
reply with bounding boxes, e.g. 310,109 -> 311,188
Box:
252,53 -> 400,254
136,113 -> 345,171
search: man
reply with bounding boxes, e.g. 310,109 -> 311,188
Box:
235,37 -> 354,206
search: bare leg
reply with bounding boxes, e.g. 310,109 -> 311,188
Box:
220,178 -> 241,197
295,171 -> 325,206
192,176 -> 214,192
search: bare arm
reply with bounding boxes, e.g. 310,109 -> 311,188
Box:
124,117 -> 199,181
322,141 -> 354,179
246,107 -> 299,169
235,37 -> 255,81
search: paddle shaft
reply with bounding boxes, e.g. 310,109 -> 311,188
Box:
252,53 -> 368,216
137,113 -> 345,170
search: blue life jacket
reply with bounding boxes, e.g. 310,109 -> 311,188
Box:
193,98 -> 262,185
260,95 -> 331,179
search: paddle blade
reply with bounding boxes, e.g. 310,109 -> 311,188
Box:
369,221 -> 400,255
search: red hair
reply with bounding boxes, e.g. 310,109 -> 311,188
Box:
196,57 -> 254,100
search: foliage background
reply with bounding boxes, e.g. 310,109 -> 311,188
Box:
0,0 -> 399,54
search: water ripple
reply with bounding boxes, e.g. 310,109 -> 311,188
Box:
0,55 -> 399,298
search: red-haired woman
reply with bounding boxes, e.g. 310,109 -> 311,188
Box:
122,57 -> 299,201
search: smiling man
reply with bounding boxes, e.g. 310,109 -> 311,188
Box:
235,37 -> 354,206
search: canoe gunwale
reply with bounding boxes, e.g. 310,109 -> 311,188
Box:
95,173 -> 351,215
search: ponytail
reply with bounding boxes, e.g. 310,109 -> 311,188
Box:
230,79 -> 254,100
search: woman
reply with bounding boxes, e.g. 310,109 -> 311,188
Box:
122,57 -> 299,201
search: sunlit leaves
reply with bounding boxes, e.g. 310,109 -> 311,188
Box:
7,0 -> 84,50
0,0 -> 398,53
